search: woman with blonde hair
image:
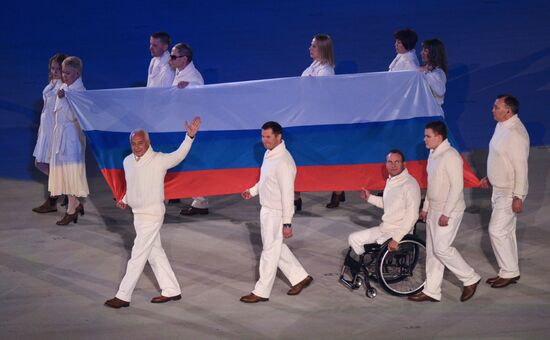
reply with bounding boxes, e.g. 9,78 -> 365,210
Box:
297,34 -> 336,211
32,53 -> 67,213
48,56 -> 89,225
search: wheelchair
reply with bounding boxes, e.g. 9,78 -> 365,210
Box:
339,225 -> 426,299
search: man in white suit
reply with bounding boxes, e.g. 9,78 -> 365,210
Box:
480,94 -> 529,288
240,121 -> 312,303
408,121 -> 481,302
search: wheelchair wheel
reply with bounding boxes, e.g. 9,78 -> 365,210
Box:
375,236 -> 426,296
366,287 -> 377,299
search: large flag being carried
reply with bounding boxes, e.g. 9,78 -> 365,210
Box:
67,71 -> 479,200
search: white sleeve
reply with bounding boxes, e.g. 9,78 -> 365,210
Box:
443,152 -> 464,216
249,182 -> 259,197
424,69 -> 446,97
391,182 -> 421,242
367,194 -> 384,209
277,161 -> 296,224
508,131 -> 530,199
160,134 -> 194,169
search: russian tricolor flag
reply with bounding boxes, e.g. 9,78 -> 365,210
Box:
67,71 -> 479,200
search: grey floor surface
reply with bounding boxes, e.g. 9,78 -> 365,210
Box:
1,148 -> 550,340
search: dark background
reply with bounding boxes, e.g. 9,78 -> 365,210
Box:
1,0 -> 549,179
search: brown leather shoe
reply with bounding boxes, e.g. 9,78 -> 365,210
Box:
104,297 -> 130,309
151,294 -> 182,303
56,212 -> 79,225
461,279 -> 481,302
486,276 -> 500,285
287,275 -> 313,295
32,197 -> 58,213
407,292 -> 439,302
240,293 -> 269,303
491,275 -> 520,288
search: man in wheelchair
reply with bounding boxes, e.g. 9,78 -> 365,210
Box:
341,149 -> 422,298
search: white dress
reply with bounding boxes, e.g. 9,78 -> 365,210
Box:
48,77 -> 89,197
33,79 -> 63,163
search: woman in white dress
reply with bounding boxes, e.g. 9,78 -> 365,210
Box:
32,53 -> 67,213
418,39 -> 448,106
388,28 -> 419,72
48,56 -> 89,225
296,34 -> 336,210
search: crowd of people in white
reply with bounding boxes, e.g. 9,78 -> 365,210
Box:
30,29 -> 529,307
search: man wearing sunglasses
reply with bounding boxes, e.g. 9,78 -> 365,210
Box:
168,42 -> 208,216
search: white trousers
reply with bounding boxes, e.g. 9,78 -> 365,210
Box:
252,207 -> 309,298
348,226 -> 391,255
488,189 -> 520,278
191,196 -> 209,209
116,213 -> 181,302
423,209 -> 480,301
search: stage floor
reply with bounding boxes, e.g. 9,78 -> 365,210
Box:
1,148 -> 550,339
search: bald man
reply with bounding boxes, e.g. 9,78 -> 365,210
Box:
105,117 -> 201,308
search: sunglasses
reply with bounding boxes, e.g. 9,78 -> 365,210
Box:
170,55 -> 186,60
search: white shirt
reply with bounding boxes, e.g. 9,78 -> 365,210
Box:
301,60 -> 335,77
487,114 -> 529,198
422,139 -> 465,215
122,135 -> 194,214
172,61 -> 204,87
421,67 -> 446,105
367,168 -> 421,242
249,141 -> 296,224
147,51 -> 175,87
389,50 -> 419,72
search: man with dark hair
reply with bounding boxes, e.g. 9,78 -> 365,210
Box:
480,94 -> 529,288
389,28 -> 419,71
348,150 -> 420,255
240,121 -> 312,303
147,31 -> 175,87
409,121 -> 481,302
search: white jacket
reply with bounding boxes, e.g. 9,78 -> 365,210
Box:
172,61 -> 204,87
33,79 -> 63,162
301,60 -> 335,77
487,114 -> 529,198
422,139 -> 465,215
122,135 -> 194,215
249,141 -> 296,224
389,50 -> 419,72
147,51 -> 175,87
422,67 -> 446,105
367,168 -> 421,242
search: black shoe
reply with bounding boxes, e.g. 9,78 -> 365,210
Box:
294,198 -> 302,212
180,206 -> 209,216
326,192 -> 345,209
32,197 -> 58,213
168,199 -> 181,204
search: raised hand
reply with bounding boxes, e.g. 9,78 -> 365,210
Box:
185,116 -> 202,138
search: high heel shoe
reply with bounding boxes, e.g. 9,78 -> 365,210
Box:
56,212 -> 79,225
294,198 -> 302,212
75,204 -> 85,216
326,192 -> 346,209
